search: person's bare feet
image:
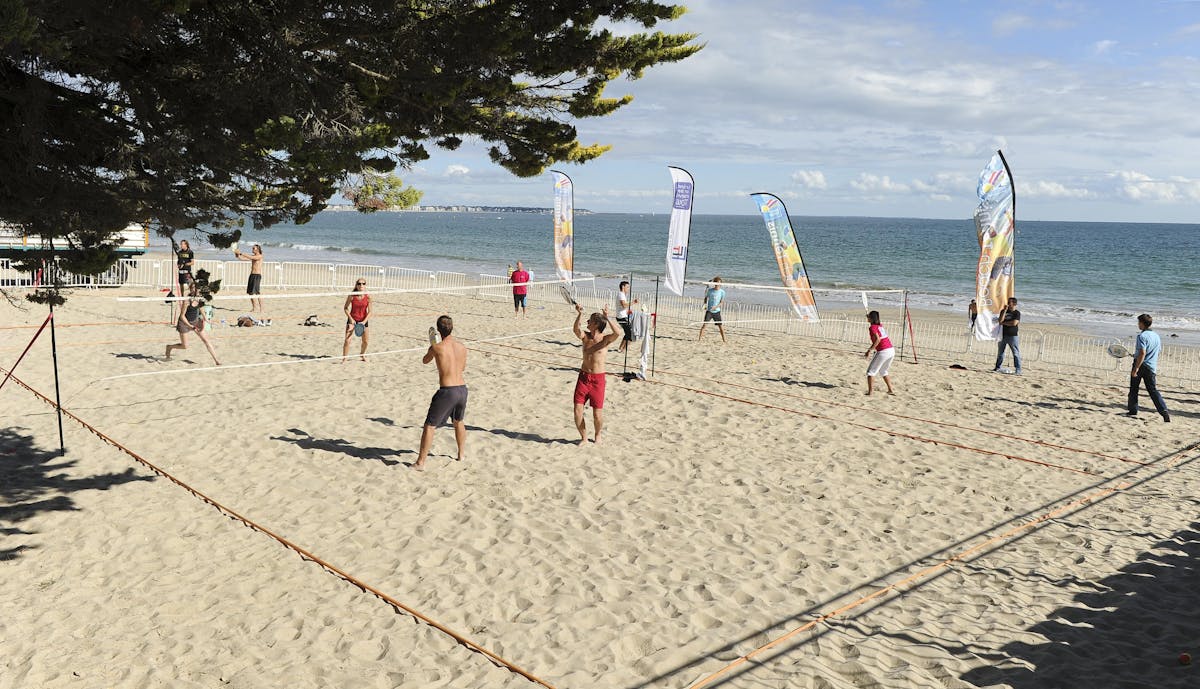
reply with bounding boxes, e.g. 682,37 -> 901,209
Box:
592,436 -> 602,446
577,438 -> 589,446
360,356 -> 367,362
412,461 -> 425,471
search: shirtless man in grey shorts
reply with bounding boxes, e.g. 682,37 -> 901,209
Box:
414,315 -> 468,470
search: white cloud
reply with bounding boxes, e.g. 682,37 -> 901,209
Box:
791,170 -> 828,189
992,14 -> 1034,36
911,172 -> 973,199
444,164 -> 470,177
850,174 -> 910,194
1109,171 -> 1200,203
404,2 -> 1200,220
1023,180 -> 1095,199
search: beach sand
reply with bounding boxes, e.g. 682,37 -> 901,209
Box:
2,286 -> 1197,689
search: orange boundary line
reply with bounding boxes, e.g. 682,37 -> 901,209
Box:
5,368 -> 561,689
469,337 -> 1143,467
463,341 -> 1099,477
649,378 -> 1096,476
662,370 -> 1146,466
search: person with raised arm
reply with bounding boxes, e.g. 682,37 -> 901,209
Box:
233,244 -> 265,314
572,303 -> 623,445
414,315 -> 468,470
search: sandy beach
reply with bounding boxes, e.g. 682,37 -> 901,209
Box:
2,284 -> 1197,689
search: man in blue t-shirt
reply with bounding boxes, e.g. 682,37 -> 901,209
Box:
1124,313 -> 1170,422
698,276 -> 727,343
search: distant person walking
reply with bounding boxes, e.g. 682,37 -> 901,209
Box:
234,244 -> 265,313
992,296 -> 1022,374
165,286 -> 221,366
572,303 -> 623,445
864,310 -> 896,395
415,315 -> 468,470
697,276 -> 727,343
968,299 -> 978,330
510,260 -> 530,317
342,278 -> 372,362
1124,313 -> 1170,422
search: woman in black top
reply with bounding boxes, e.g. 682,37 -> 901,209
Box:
177,239 -> 195,292
165,287 -> 221,365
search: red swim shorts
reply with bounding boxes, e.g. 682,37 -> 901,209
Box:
573,371 -> 607,409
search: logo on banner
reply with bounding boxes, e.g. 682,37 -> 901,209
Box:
670,245 -> 688,260
673,182 -> 693,210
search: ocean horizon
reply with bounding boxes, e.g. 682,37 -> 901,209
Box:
171,211 -> 1199,342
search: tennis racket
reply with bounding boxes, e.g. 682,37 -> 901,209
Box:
558,283 -> 577,306
1106,342 -> 1131,358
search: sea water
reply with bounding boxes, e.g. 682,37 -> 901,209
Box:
171,212 -> 1199,341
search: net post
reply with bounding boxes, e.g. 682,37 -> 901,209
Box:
47,261 -> 66,456
621,272 -> 632,376
652,276 -> 660,377
898,290 -> 908,362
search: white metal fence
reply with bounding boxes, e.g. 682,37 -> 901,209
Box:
3,256 -> 1197,385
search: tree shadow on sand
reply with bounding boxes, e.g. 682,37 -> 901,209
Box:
962,521 -> 1200,688
271,428 -> 410,465
0,427 -> 153,563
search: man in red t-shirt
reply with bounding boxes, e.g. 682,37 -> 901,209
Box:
510,260 -> 530,317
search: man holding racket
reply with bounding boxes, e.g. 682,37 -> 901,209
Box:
415,315 -> 468,469
1124,314 -> 1170,422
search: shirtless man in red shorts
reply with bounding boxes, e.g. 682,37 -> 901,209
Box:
414,315 -> 468,470
572,303 -> 623,445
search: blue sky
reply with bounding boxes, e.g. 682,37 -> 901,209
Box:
393,0 -> 1200,222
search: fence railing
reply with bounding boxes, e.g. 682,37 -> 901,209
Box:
4,257 -> 1198,385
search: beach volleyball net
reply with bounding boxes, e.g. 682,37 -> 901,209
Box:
14,254 -> 1197,385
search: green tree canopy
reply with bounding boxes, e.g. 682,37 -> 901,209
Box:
0,0 -> 700,296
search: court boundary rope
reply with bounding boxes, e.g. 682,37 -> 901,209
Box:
5,367 -> 563,689
463,339 -> 1102,477
0,311 -> 52,393
683,438 -> 1200,689
90,327 -> 574,383
457,328 -> 1149,468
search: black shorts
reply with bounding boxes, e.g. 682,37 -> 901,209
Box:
345,319 -> 369,328
513,293 -> 527,309
178,271 -> 192,287
703,310 -> 723,323
424,385 -> 468,427
247,273 -> 262,295
618,318 -> 632,342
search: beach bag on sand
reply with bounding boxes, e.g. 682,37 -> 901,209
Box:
237,315 -> 255,327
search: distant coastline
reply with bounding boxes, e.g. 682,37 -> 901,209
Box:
324,204 -> 593,215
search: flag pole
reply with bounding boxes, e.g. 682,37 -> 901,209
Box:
996,148 -> 1017,294
903,292 -> 919,363
651,276 -> 660,377
621,272 -> 632,376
